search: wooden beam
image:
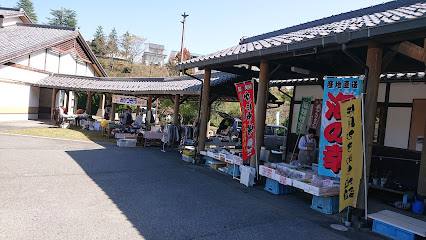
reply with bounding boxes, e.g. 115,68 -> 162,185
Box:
251,59 -> 269,168
111,103 -> 116,121
179,95 -> 190,105
50,88 -> 57,121
198,69 -> 211,153
173,94 -> 180,125
86,91 -> 92,115
391,41 -> 425,63
65,90 -> 70,114
357,43 -> 383,210
381,49 -> 397,72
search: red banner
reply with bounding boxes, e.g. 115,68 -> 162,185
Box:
310,99 -> 322,129
235,81 -> 256,161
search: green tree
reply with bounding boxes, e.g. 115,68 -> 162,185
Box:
16,0 -> 37,23
91,25 -> 106,55
47,7 -> 77,27
119,32 -> 146,73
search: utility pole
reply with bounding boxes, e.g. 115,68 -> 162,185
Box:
180,12 -> 188,76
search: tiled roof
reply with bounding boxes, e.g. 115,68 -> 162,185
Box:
269,72 -> 425,87
0,23 -> 78,64
35,72 -> 238,94
176,0 -> 426,70
0,7 -> 22,17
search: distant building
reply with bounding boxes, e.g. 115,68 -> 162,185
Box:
142,43 -> 167,66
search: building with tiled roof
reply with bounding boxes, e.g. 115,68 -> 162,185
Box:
0,7 -> 107,120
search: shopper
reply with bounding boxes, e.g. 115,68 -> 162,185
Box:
298,128 -> 317,166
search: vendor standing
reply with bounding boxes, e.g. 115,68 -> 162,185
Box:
298,128 -> 317,166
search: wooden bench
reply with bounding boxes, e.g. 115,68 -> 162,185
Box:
369,210 -> 426,240
369,184 -> 415,204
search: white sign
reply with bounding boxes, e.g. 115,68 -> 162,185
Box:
112,95 -> 147,106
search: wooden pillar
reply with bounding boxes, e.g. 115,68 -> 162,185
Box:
65,90 -> 70,114
198,69 -> 211,152
251,59 -> 269,167
107,93 -> 111,105
357,43 -> 383,210
136,105 -> 140,115
111,103 -> 117,121
86,91 -> 92,115
418,38 -> 426,199
146,95 -> 152,126
417,121 -> 426,199
173,94 -> 180,125
50,88 -> 57,121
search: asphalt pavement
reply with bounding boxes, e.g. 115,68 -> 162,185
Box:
0,133 -> 385,240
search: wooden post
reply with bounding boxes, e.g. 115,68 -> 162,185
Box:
146,95 -> 152,126
173,94 -> 180,125
357,43 -> 383,210
111,103 -> 117,121
198,69 -> 211,152
86,91 -> 92,115
50,88 -> 57,121
251,59 -> 269,168
136,105 -> 140,115
65,90 -> 70,114
417,121 -> 426,199
107,93 -> 111,105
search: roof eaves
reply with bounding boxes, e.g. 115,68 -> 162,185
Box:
175,16 -> 426,71
76,33 -> 108,77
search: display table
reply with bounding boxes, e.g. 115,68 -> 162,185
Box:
142,131 -> 164,147
369,184 -> 415,204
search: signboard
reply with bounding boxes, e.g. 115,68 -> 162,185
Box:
296,97 -> 312,135
310,99 -> 322,129
318,77 -> 361,178
339,98 -> 363,212
235,81 -> 256,161
112,94 -> 147,106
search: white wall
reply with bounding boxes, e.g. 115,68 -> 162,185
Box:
291,104 -> 300,133
0,16 -> 23,27
389,83 -> 426,103
59,53 -> 77,75
13,55 -> 29,66
377,83 -> 386,102
0,65 -> 48,84
45,51 -> 60,73
0,82 -> 31,121
384,107 -> 412,149
76,62 -> 86,76
295,85 -> 323,101
86,64 -> 95,77
29,50 -> 46,70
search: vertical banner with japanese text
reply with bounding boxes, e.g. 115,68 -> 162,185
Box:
310,99 -> 322,129
296,97 -> 312,135
235,81 -> 256,161
339,98 -> 363,212
318,77 -> 361,178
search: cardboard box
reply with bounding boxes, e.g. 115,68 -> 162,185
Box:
210,162 -> 226,170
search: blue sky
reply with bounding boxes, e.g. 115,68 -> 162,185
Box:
3,0 -> 390,57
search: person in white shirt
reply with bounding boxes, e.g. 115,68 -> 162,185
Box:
298,128 -> 317,166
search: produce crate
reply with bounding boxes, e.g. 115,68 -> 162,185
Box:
210,162 -> 226,170
311,195 -> 339,214
372,220 -> 416,240
259,165 -> 276,179
274,174 -> 293,186
182,154 -> 194,163
205,157 -> 214,167
227,165 -> 240,176
264,178 -> 296,195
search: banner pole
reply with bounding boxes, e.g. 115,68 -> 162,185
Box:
290,135 -> 301,162
361,92 -> 368,222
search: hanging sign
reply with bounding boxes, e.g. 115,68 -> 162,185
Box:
310,99 -> 322,129
112,94 -> 147,106
339,98 -> 363,212
235,81 -> 256,161
318,77 -> 361,178
295,97 -> 312,135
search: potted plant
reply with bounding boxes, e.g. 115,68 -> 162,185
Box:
381,170 -> 392,187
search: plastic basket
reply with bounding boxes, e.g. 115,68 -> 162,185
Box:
372,220 -> 415,240
264,178 -> 296,195
310,195 -> 339,214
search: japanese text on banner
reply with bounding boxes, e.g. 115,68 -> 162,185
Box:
318,78 -> 361,178
310,99 -> 322,129
112,94 -> 147,106
296,97 -> 312,135
235,81 -> 256,161
339,98 -> 363,212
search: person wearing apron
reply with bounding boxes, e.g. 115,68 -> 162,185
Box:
298,128 -> 317,166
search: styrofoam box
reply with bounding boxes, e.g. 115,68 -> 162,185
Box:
259,165 -> 276,179
219,153 -> 226,161
292,179 -> 312,191
225,155 -> 234,164
274,174 -> 293,186
200,151 -> 207,156
207,151 -> 215,158
304,184 -> 340,196
117,139 -> 137,147
182,154 -> 194,163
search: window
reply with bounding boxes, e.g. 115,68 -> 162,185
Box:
264,126 -> 274,135
276,127 -> 286,136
